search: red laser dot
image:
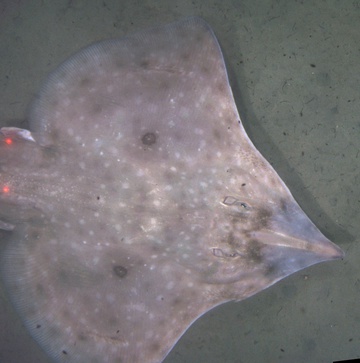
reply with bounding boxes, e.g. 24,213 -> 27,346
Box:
5,138 -> 13,145
2,186 -> 10,193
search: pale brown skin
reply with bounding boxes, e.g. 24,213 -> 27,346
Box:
0,17 -> 343,363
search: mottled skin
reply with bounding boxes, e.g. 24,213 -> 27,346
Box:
0,17 -> 343,363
